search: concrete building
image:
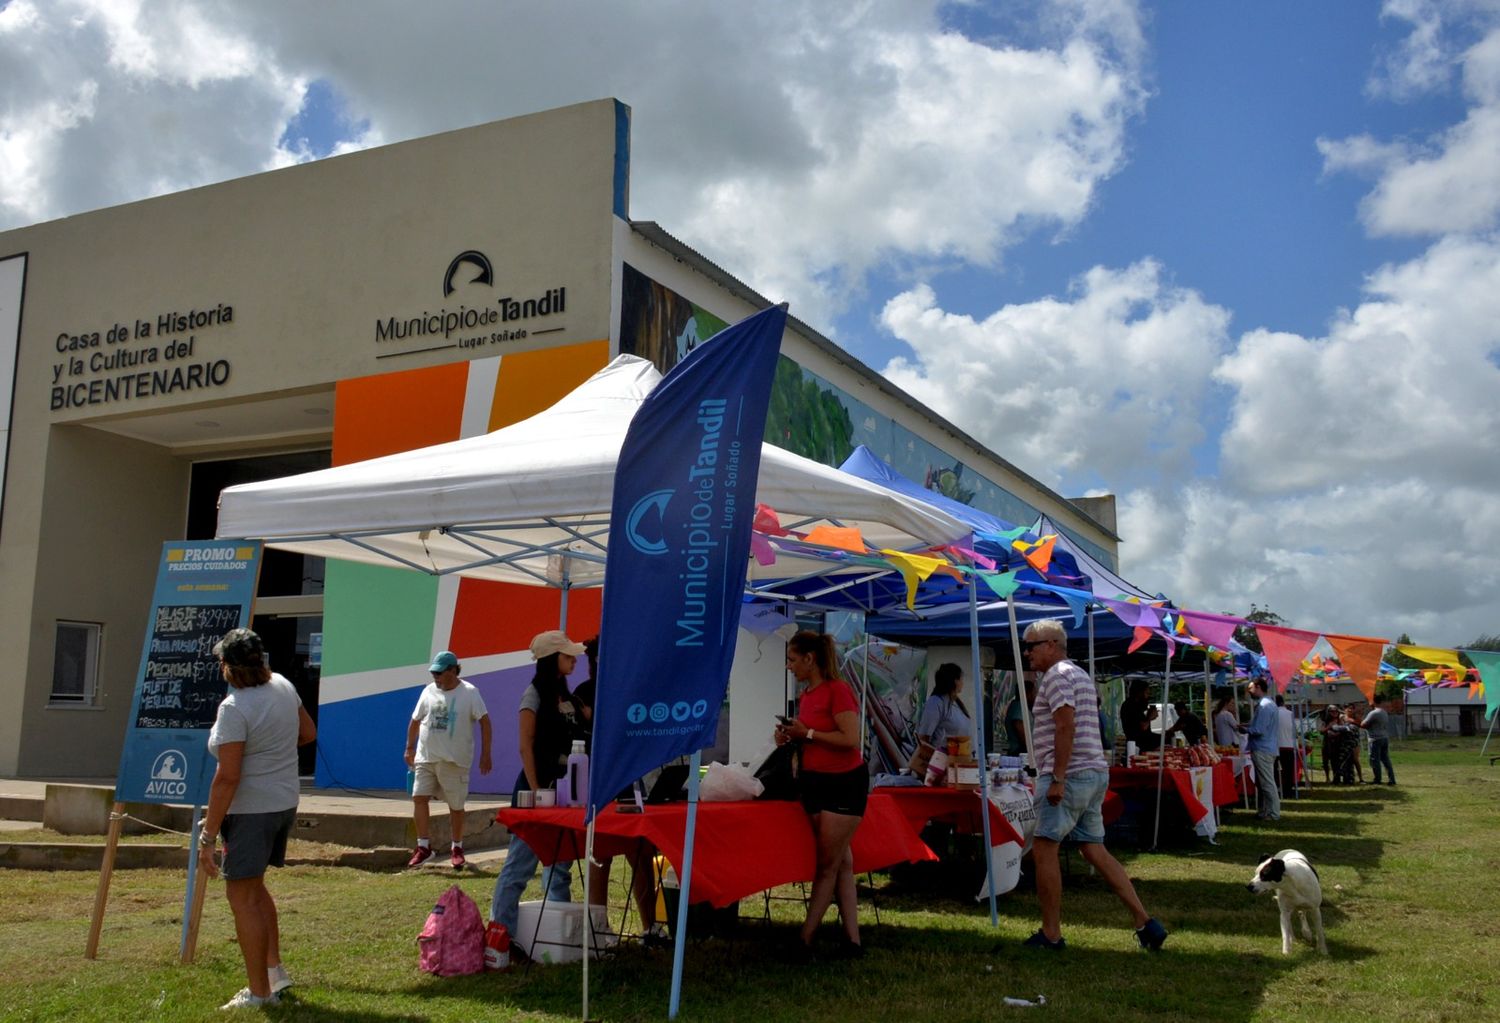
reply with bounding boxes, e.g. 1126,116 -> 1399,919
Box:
0,99 -> 1119,788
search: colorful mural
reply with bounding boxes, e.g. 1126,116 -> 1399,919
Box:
317,340 -> 610,793
618,264 -> 1116,569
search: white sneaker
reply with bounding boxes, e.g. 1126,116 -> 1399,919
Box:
219,987 -> 279,1010
268,964 -> 293,994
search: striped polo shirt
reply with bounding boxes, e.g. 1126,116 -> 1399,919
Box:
1031,659 -> 1108,777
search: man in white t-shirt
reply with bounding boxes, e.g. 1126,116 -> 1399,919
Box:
405,651 -> 491,869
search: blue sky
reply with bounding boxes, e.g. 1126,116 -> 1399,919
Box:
2,1 -> 1497,646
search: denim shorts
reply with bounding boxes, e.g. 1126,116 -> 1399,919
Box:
1033,768 -> 1108,844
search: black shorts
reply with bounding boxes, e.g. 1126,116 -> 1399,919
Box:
220,807 -> 297,881
799,763 -> 869,817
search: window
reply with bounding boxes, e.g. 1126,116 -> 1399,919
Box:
50,621 -> 101,706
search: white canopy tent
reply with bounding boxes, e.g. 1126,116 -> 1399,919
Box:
215,355 -> 971,585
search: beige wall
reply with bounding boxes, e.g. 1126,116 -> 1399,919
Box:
19,427 -> 189,776
0,100 -> 624,776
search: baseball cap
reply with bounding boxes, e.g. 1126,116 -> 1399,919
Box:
213,628 -> 265,668
530,630 -> 586,660
429,651 -> 459,673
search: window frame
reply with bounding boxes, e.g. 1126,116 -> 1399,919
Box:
48,620 -> 103,708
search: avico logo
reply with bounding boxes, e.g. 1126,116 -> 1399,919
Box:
146,749 -> 189,798
624,490 -> 674,555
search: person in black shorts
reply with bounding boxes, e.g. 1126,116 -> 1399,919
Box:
774,631 -> 868,959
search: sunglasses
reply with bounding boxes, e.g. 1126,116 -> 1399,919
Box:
1021,639 -> 1049,652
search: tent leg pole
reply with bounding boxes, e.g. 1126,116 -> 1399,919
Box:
668,750 -> 703,1020
1154,647 -> 1171,851
1004,598 -> 1034,776
970,578 -> 998,926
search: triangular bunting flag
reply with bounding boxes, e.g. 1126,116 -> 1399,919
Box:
1177,609 -> 1246,653
1015,534 -> 1057,574
980,570 -> 1021,600
1325,633 -> 1388,703
1256,625 -> 1322,693
802,524 -> 865,553
1462,650 -> 1500,721
880,549 -> 947,610
1396,644 -> 1466,672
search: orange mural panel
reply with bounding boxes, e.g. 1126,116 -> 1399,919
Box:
333,362 -> 469,465
448,578 -> 603,658
489,340 -> 610,431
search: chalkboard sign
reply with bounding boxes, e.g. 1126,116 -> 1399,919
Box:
115,541 -> 262,806
135,604 -> 245,731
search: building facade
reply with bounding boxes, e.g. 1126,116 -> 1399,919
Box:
0,99 -> 1118,787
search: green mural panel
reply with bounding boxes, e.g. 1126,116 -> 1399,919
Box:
321,559 -> 438,676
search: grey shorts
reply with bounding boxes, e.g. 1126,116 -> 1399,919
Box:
220,807 -> 297,880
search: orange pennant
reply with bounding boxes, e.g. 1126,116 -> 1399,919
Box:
1324,633 -> 1388,703
802,524 -> 866,554
1015,534 -> 1057,573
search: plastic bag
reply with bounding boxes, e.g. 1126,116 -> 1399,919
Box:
699,761 -> 763,801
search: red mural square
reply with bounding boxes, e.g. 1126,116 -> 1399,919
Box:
447,578 -> 603,657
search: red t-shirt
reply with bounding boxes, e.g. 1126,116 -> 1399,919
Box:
797,679 -> 863,773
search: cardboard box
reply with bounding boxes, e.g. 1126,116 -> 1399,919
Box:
512,901 -> 616,964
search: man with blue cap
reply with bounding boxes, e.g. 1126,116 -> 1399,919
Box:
406,650 -> 491,869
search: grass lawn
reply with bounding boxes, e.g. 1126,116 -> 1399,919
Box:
1,736 -> 1495,1022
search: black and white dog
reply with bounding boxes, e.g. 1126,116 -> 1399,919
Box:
1247,850 -> 1327,955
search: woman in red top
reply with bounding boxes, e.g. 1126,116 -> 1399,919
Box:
775,630 -> 867,958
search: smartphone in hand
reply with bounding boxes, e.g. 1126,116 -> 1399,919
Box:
776,714 -> 794,727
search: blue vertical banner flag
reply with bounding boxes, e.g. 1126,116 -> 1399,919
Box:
588,304 -> 788,819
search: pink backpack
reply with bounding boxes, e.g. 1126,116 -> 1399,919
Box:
417,885 -> 485,976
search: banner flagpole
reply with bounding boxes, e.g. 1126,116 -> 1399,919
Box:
668,751 -> 703,1020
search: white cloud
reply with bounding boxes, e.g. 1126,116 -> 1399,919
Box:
1328,10 -> 1500,236
0,1 -> 1147,328
879,260 -> 1231,492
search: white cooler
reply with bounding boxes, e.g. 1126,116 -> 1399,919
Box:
513,901 -> 617,964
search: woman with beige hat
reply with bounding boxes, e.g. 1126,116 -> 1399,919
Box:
490,630 -> 588,946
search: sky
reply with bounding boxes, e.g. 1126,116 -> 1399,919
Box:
2,0 -> 1498,648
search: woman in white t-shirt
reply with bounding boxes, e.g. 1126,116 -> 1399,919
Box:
198,629 -> 316,1011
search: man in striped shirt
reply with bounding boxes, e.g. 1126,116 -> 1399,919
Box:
1019,619 -> 1167,952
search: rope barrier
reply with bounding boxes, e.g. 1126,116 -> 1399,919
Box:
106,811 -> 193,838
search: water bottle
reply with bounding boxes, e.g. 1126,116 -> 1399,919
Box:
405,767 -> 415,796
566,740 -> 590,809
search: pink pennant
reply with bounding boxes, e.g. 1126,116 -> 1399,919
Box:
1257,624 -> 1322,692
749,531 -> 777,567
1177,609 -> 1246,652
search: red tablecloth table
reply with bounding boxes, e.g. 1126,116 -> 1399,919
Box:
1108,760 -> 1237,825
869,785 -> 1025,847
496,792 -> 937,909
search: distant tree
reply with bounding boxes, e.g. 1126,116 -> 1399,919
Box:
1464,633 -> 1500,652
1384,633 -> 1425,671
1232,605 -> 1285,654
